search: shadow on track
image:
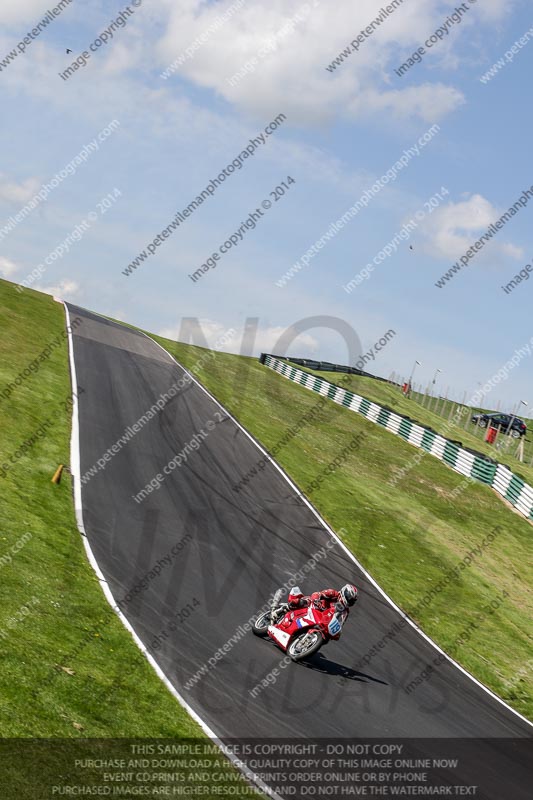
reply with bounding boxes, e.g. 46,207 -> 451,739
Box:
299,652 -> 388,685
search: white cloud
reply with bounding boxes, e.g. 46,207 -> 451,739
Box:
0,0 -> 53,25
100,41 -> 142,76
0,0 -> 512,129
155,0 -> 488,123
249,325 -> 319,356
38,279 -> 79,299
349,84 -> 465,123
469,0 -> 509,21
0,256 -> 18,277
0,173 -> 40,205
159,318 -> 318,357
159,318 -> 229,348
419,194 -> 524,263
500,242 -> 523,259
109,309 -> 127,322
1,37 -> 334,189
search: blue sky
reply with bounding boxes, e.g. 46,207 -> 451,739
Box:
1,0 -> 532,410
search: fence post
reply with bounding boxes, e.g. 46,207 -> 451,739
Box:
461,392 -> 470,429
448,402 -> 456,423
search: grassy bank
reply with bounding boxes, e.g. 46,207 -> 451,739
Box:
294,364 -> 533,485
0,281 -> 207,737
0,279 -> 265,796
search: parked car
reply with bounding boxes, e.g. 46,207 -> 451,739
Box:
470,412 -> 527,438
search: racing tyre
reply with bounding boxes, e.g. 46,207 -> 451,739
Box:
511,429 -> 521,439
252,611 -> 272,637
287,628 -> 324,662
478,419 -> 487,428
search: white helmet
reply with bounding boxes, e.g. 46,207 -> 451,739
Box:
340,583 -> 358,607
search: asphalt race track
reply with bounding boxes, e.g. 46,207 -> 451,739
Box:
65,304 -> 532,798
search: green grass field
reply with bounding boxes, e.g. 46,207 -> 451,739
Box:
1,277 -> 531,753
293,364 -> 533,485
0,280 -> 209,738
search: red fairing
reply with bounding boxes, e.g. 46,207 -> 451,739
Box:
267,597 -> 348,652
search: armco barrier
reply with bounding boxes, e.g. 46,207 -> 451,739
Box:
258,353 -> 396,384
263,355 -> 533,523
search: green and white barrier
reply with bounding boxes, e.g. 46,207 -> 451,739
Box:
264,355 -> 533,523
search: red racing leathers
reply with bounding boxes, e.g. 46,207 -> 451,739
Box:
288,587 -> 342,610
283,587 -> 347,640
